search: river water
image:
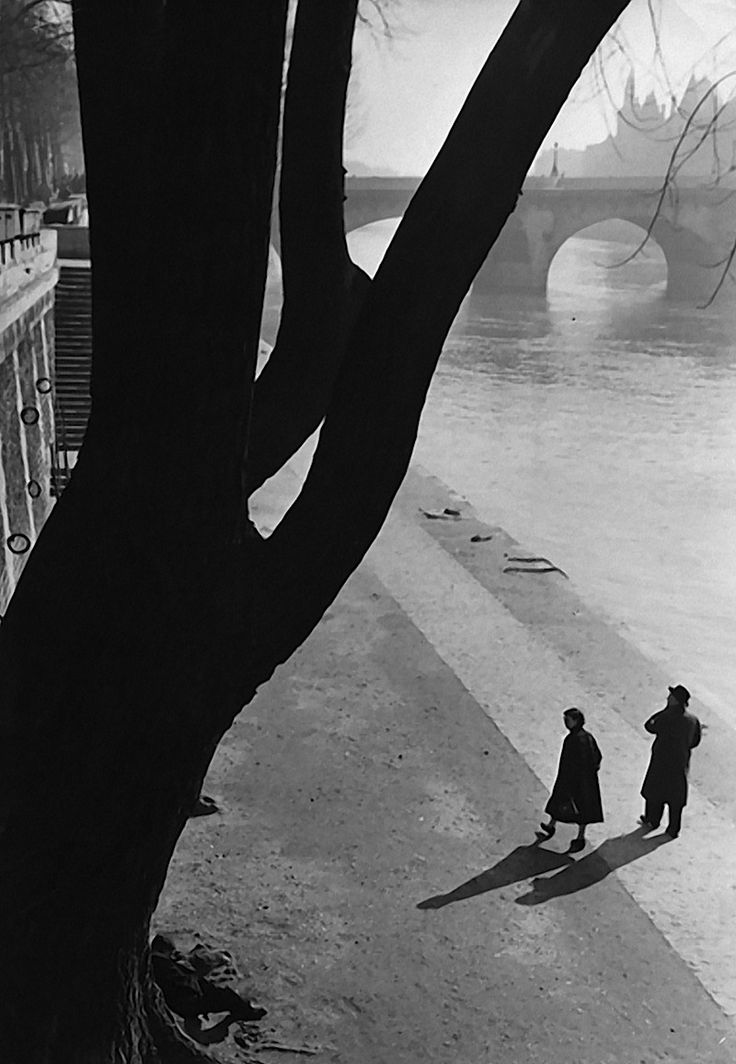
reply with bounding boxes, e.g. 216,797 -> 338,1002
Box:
343,219 -> 736,727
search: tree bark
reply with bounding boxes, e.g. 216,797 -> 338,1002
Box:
244,0 -> 370,495
72,0 -> 165,432
0,3 -> 287,1061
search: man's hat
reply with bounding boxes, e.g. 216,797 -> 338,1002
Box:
669,684 -> 691,706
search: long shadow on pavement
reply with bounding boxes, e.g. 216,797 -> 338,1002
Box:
417,841 -> 574,910
515,827 -> 671,906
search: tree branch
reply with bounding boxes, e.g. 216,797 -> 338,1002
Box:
607,70 -> 736,271
244,0 -> 370,496
251,0 -> 632,679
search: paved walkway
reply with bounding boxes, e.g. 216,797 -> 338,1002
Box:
158,458 -> 736,1063
370,474 -> 736,1020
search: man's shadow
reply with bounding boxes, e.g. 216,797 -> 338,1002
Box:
515,827 -> 670,905
417,840 -> 574,910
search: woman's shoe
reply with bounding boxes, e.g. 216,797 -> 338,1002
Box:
568,838 -> 586,853
538,822 -> 556,838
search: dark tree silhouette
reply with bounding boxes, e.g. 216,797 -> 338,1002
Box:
0,1 -> 629,1060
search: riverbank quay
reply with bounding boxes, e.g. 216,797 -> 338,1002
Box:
155,456 -> 736,1064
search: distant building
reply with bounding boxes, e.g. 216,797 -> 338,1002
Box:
533,73 -> 736,182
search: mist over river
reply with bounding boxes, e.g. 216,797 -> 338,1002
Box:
341,218 -> 736,727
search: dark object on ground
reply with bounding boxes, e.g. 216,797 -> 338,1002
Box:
189,794 -> 220,818
234,1029 -> 321,1055
421,507 -> 462,520
151,934 -> 266,1021
503,555 -> 568,577
470,533 -> 493,542
568,838 -> 586,853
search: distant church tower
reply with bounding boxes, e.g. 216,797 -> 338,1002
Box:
533,68 -> 736,181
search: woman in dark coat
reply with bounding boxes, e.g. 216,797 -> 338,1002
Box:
538,707 -> 603,852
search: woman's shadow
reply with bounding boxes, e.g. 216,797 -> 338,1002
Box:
417,839 -> 573,910
515,826 -> 669,905
416,826 -> 669,910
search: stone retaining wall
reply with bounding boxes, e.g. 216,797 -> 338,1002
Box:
0,257 -> 57,614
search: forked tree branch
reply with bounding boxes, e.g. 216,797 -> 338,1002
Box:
251,0 -> 632,681
244,0 -> 370,496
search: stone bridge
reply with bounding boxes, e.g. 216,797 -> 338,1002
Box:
337,176 -> 735,301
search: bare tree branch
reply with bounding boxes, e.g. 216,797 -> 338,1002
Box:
608,71 -> 736,271
699,231 -> 736,308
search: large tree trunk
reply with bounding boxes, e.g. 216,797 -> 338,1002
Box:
0,2 -> 629,1060
0,3 -> 287,1061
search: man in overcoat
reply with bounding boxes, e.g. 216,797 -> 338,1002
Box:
640,684 -> 702,838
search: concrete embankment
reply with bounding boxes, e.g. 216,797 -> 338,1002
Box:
156,458 -> 735,1064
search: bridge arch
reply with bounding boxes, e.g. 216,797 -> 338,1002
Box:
546,219 -> 668,299
472,193 -> 723,303
545,215 -> 716,301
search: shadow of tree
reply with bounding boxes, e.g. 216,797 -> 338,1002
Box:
515,827 -> 671,906
417,841 -> 574,910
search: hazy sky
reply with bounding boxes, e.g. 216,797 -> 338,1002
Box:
348,0 -> 736,174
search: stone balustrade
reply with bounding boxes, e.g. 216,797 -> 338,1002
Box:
0,205 -> 58,613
